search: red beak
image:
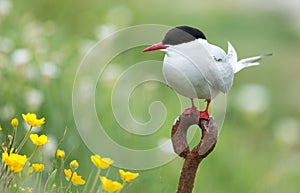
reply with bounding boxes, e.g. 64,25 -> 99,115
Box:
142,42 -> 168,52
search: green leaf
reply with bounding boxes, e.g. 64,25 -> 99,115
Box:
44,169 -> 57,193
51,129 -> 67,172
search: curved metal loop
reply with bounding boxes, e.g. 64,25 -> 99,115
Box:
171,110 -> 218,159
171,109 -> 219,193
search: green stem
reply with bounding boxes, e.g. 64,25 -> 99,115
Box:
0,162 -> 8,179
16,126 -> 33,153
56,158 -> 64,193
35,172 -> 40,193
90,168 -> 101,193
13,185 -> 18,193
116,182 -> 126,193
38,172 -> 42,193
0,167 -> 12,191
52,129 -> 67,172
63,170 -> 74,193
28,146 -> 38,161
9,125 -> 18,150
105,167 -> 111,177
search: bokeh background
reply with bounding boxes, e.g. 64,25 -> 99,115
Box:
1,0 -> 300,192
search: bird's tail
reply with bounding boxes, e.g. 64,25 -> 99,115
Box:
227,42 -> 272,73
236,53 -> 272,73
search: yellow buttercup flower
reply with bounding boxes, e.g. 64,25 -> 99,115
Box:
64,169 -> 85,186
70,160 -> 79,170
22,113 -> 45,127
72,173 -> 85,186
90,154 -> 114,169
11,118 -> 19,127
56,149 -> 65,158
2,152 -> 27,173
64,169 -> 72,179
99,176 -> 123,193
1,152 -> 8,163
31,163 -> 44,172
119,169 -> 139,182
0,126 -> 2,131
30,134 -> 49,146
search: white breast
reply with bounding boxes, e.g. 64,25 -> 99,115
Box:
162,39 -> 234,99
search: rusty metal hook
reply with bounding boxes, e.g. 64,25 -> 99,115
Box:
171,109 -> 218,193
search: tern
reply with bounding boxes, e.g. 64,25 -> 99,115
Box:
143,26 -> 271,120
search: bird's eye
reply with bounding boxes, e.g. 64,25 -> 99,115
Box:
213,56 -> 222,62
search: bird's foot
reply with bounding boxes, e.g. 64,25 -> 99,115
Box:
199,111 -> 210,120
182,108 -> 210,120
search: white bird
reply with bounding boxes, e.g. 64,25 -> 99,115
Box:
143,26 -> 271,120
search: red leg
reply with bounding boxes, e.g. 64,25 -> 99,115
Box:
191,98 -> 196,109
182,99 -> 211,120
182,99 -> 198,115
199,99 -> 211,120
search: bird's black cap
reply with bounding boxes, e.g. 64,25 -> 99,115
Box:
162,26 -> 206,45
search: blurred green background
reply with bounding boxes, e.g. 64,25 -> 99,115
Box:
1,0 -> 300,192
